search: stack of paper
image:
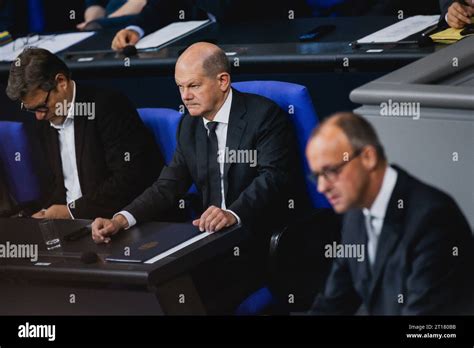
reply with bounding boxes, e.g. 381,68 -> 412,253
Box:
0,32 -> 95,62
357,15 -> 440,44
136,20 -> 211,50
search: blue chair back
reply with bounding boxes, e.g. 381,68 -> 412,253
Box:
232,81 -> 329,209
305,0 -> 347,16
137,108 -> 197,195
137,108 -> 182,165
0,121 -> 41,205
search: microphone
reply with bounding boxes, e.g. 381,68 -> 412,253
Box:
122,45 -> 138,57
80,251 -> 99,264
122,45 -> 164,57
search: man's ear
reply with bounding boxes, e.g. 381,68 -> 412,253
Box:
361,146 -> 378,171
55,73 -> 68,91
218,72 -> 231,91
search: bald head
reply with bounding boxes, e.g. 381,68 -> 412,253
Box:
310,112 -> 386,162
176,42 -> 230,78
306,112 -> 387,212
174,42 -> 231,120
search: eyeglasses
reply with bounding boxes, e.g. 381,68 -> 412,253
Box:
12,33 -> 40,52
308,148 -> 363,184
21,89 -> 52,114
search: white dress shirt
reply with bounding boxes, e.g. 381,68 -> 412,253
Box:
362,166 -> 398,267
118,90 -> 241,229
126,25 -> 145,39
49,81 -> 82,218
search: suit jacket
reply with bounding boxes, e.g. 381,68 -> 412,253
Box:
38,85 -> 163,220
0,168 -> 15,217
130,0 -> 312,35
438,0 -> 453,28
123,89 -> 309,234
310,165 -> 473,315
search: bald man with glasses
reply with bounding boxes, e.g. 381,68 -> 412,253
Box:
305,112 -> 473,315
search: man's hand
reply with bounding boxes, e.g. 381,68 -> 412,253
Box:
32,209 -> 46,219
76,21 -> 89,31
91,214 -> 128,244
111,29 -> 140,51
76,21 -> 102,31
447,1 -> 474,29
192,206 -> 237,233
32,205 -> 71,219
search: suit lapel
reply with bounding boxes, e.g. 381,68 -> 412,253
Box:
367,168 -> 407,300
48,125 -> 64,191
73,87 -> 87,183
352,212 -> 372,300
48,126 -> 61,174
223,90 -> 247,196
368,220 -> 402,299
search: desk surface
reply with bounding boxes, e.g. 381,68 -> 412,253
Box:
0,218 -> 246,286
0,17 -> 446,75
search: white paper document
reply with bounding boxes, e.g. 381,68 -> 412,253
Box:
136,20 -> 211,49
144,231 -> 211,264
0,32 -> 95,62
357,15 -> 440,43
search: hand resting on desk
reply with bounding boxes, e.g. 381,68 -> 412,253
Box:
91,205 -> 237,244
91,214 -> 129,244
192,205 -> 237,233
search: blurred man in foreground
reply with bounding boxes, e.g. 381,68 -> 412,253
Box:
306,112 -> 473,315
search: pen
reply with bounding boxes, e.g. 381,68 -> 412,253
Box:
421,24 -> 439,37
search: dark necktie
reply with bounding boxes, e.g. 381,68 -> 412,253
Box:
365,213 -> 377,270
206,121 -> 222,207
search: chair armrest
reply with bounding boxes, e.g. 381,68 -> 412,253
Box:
267,208 -> 342,312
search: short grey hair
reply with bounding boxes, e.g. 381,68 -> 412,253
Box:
312,112 -> 387,161
202,48 -> 230,77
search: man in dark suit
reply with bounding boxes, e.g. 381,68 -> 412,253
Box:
5,48 -> 163,220
306,112 -> 473,315
92,41 -> 303,239
439,0 -> 474,28
92,42 -> 307,312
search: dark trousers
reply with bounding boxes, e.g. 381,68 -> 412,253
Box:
191,234 -> 269,315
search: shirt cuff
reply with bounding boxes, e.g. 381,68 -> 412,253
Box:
67,202 -> 75,219
225,209 -> 241,225
125,25 -> 144,39
114,211 -> 137,230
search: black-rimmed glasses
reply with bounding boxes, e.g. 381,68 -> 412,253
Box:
309,148 -> 363,184
21,89 -> 51,114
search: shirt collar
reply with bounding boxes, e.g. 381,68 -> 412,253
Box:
50,80 -> 76,129
363,165 -> 398,220
203,89 -> 232,130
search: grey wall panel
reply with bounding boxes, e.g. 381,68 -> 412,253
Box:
356,106 -> 473,229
